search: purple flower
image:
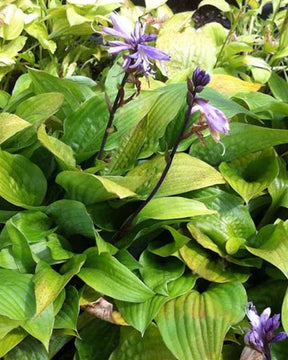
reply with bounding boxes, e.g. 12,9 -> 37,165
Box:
191,97 -> 230,142
244,302 -> 286,360
192,67 -> 211,93
101,12 -> 170,77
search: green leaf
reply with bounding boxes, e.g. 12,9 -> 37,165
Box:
140,84 -> 187,157
135,197 -> 216,224
281,287 -> 288,335
28,69 -> 94,118
5,336 -> 49,360
247,221 -> 288,278
109,324 -> 175,360
0,248 -> 17,270
233,92 -> 278,118
157,22 -> 217,77
116,273 -> 197,334
104,118 -> 147,175
22,305 -> 54,351
54,286 -> 79,332
61,94 -> 109,161
219,148 -> 279,203
190,123 -> 288,166
106,91 -> 160,151
180,241 -> 250,282
271,339 -> 288,360
268,72 -> 288,102
15,93 -> 64,125
76,317 -> 119,360
78,248 -> 154,302
268,158 -> 288,209
0,150 -> 47,207
33,255 -> 85,315
0,269 -> 36,320
37,125 -> 76,169
25,21 -> 56,53
199,0 -> 230,11
119,153 -> 224,197
0,5 -> 24,40
0,35 -> 26,61
56,171 -> 136,205
0,90 -> 10,109
139,251 -> 185,295
248,280 -> 287,314
148,226 -> 191,257
145,0 -> 168,11
188,188 -> 256,253
156,282 -> 247,360
0,316 -> 22,340
0,113 -> 31,144
0,328 -> 27,357
46,200 -> 95,238
6,218 -> 35,273
3,211 -> 54,245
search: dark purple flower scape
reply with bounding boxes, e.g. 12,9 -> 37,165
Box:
101,12 -> 170,77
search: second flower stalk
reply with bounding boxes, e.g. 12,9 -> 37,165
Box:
98,13 -> 230,240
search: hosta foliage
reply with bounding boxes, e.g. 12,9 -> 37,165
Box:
0,0 -> 288,359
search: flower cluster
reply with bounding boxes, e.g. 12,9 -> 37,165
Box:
244,302 -> 286,360
190,67 -> 230,142
101,12 -> 170,77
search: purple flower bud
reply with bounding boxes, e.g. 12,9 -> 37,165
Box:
101,12 -> 170,77
192,66 -> 210,93
244,302 -> 287,359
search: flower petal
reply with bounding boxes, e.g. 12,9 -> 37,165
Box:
272,332 -> 287,342
138,44 -> 170,61
195,98 -> 230,135
110,12 -> 134,40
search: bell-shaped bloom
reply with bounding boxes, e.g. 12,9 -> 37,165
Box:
191,97 -> 230,142
244,302 -> 286,360
101,12 -> 170,77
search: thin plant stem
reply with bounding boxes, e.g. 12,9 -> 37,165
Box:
215,0 -> 248,67
97,72 -> 129,160
111,99 -> 194,243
